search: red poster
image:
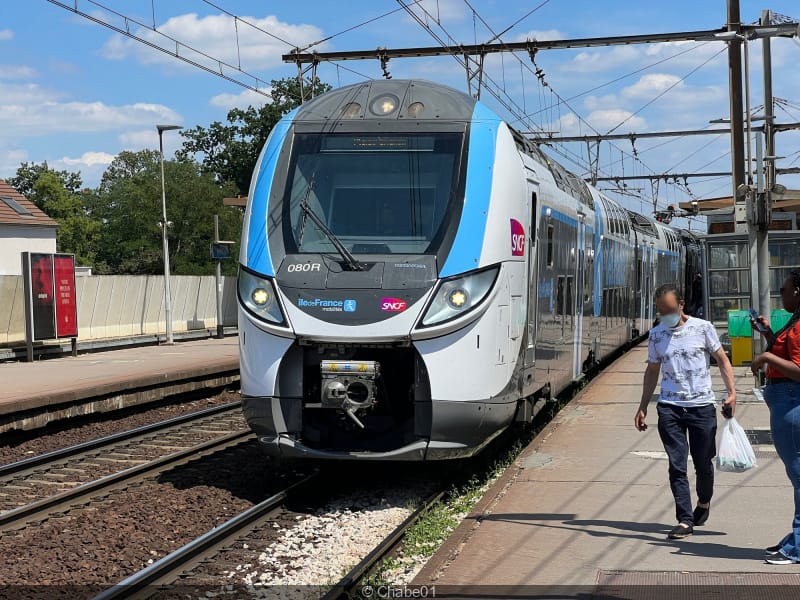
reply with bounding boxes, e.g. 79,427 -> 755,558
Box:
30,253 -> 56,341
53,254 -> 78,338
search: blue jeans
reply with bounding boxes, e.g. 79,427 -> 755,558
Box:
657,402 -> 718,525
764,382 -> 800,561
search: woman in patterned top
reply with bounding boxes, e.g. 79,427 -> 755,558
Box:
751,269 -> 800,565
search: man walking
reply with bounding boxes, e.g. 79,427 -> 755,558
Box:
635,284 -> 736,539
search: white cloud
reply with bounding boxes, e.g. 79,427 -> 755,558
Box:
0,65 -> 38,80
586,109 -> 647,132
514,29 -> 564,43
50,152 -> 116,186
578,73 -> 724,131
563,45 -> 643,73
619,73 -> 723,108
101,13 -> 323,71
56,151 -> 115,168
118,129 -> 159,149
562,40 -> 727,74
209,88 -> 271,109
621,73 -> 683,99
0,147 -> 28,179
0,29 -> 13,41
0,82 -> 182,136
0,82 -> 63,105
413,0 -> 468,23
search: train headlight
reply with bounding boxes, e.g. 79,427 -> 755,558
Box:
419,266 -> 500,327
251,288 -> 270,306
369,93 -> 399,116
238,267 -> 287,326
447,289 -> 468,308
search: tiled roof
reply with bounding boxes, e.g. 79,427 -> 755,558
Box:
0,179 -> 58,227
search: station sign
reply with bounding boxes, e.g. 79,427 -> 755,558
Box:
22,252 -> 78,341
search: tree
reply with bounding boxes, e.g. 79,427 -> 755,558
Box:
178,77 -> 331,193
94,150 -> 241,275
34,172 -> 101,265
8,162 -> 84,210
8,163 -> 101,265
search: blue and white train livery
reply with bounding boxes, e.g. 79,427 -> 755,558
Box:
237,79 -> 701,461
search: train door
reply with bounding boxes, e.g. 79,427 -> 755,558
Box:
647,244 -> 656,324
524,185 -> 538,368
638,242 -> 655,330
572,213 -> 587,378
522,181 -> 539,396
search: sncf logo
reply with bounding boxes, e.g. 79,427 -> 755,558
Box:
511,219 -> 525,256
381,298 -> 407,312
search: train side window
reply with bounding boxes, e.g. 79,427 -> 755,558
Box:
556,275 -> 565,315
546,224 -> 554,266
566,276 -> 574,314
636,257 -> 642,289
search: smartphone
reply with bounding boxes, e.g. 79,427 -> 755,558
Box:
749,308 -> 769,333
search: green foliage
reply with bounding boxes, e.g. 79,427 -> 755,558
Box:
178,77 -> 331,193
7,161 -> 84,209
8,153 -> 242,275
7,164 -> 100,265
93,150 -> 241,275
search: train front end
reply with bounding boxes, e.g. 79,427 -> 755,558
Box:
238,80 -> 528,460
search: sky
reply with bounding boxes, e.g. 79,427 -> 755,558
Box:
2,0 -> 800,229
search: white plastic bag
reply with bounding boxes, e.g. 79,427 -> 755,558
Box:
717,417 -> 757,472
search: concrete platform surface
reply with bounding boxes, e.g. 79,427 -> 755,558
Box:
414,343 -> 800,595
0,338 -> 239,430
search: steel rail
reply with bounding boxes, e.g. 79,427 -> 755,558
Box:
94,472 -> 321,600
0,401 -> 241,478
0,430 -> 253,533
323,489 -> 446,600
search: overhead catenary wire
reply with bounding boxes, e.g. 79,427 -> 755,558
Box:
604,47 -> 727,135
515,41 -> 714,123
395,0 -> 597,177
46,0 -> 285,99
198,0 -> 299,47
294,0 -> 425,53
458,0 -> 692,210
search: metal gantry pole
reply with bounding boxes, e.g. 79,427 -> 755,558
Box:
157,124 -> 182,345
726,0 -> 746,228
159,130 -> 173,345
757,9 -> 775,348
214,214 -> 224,339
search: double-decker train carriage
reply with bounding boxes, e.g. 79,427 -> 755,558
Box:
236,79 -> 701,460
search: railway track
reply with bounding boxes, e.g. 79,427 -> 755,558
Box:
0,401 -> 250,531
94,472 -> 322,600
323,489 -> 446,600
92,476 -> 444,600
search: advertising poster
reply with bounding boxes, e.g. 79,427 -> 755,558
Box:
29,253 -> 56,341
53,254 -> 78,338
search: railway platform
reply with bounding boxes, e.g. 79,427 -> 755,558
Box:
0,337 -> 239,433
413,342 -> 800,597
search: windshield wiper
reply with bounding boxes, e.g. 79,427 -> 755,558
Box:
298,177 -> 364,271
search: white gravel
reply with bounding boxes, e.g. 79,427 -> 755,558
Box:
227,485 -> 424,596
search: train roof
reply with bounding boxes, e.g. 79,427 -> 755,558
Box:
292,79 -> 477,122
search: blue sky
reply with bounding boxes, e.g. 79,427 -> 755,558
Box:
2,1 -> 800,228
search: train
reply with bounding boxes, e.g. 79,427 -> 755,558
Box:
236,79 -> 702,461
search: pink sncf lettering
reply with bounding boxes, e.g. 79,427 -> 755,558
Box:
511,218 -> 525,257
381,298 -> 408,312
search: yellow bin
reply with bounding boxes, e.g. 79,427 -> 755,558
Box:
730,336 -> 752,366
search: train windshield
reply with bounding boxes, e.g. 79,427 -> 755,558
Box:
282,132 -> 464,255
